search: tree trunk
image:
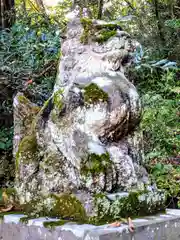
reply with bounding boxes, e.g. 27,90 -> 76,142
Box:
153,0 -> 165,43
0,0 -> 15,29
97,0 -> 103,19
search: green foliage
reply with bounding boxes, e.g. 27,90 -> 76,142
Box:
165,19 -> 180,29
0,127 -> 13,151
130,56 -> 180,204
141,93 -> 179,159
151,163 -> 180,198
0,6 -> 61,156
132,65 -> 179,97
130,68 -> 180,160
0,9 -> 61,106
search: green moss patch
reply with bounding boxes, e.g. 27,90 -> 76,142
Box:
15,134 -> 38,173
80,18 -> 121,44
81,152 -> 111,175
21,194 -> 87,222
50,194 -> 87,221
43,220 -> 69,229
80,18 -> 93,44
93,29 -> 116,43
4,188 -> 17,197
53,89 -> 64,111
17,135 -> 37,156
18,95 -> 30,105
95,22 -> 122,30
83,83 -> 108,104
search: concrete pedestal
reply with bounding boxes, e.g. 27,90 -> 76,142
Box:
0,209 -> 180,240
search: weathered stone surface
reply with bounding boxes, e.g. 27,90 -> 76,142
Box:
1,209 -> 180,240
13,9 -> 160,218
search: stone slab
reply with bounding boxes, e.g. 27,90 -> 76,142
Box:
0,209 -> 180,240
27,217 -> 60,227
3,214 -> 27,224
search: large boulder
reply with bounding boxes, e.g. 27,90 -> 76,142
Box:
13,10 -> 165,219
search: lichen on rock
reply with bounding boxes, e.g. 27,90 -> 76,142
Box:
94,190 -> 166,222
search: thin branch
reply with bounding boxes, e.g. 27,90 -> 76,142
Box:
32,62 -> 55,79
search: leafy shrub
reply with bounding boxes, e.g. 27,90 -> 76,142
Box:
165,19 -> 180,29
128,65 -> 180,161
0,7 -> 62,157
0,127 -> 13,151
150,163 -> 180,205
141,93 -> 179,160
0,9 -> 61,106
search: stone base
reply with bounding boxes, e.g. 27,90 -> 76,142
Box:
1,209 -> 180,240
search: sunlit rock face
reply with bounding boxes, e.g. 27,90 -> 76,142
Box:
14,10 -> 148,205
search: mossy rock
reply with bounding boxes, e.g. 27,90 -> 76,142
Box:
22,194 -> 87,222
80,18 -> 121,44
15,134 -> 38,172
0,188 -> 22,213
17,95 -> 40,117
40,153 -> 64,173
80,18 -> 93,44
21,198 -> 49,218
18,95 -> 30,105
92,29 -> 116,43
83,83 -> 108,104
17,94 -> 40,134
81,152 -> 111,175
50,194 -> 87,221
94,190 -> 166,222
17,135 -> 37,156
